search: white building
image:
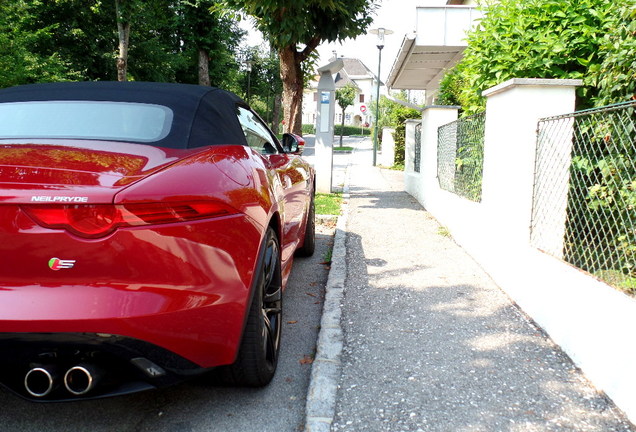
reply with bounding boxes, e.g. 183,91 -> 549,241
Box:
302,57 -> 379,127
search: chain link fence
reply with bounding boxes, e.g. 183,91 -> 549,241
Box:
437,112 -> 486,202
532,101 -> 636,293
414,122 -> 421,173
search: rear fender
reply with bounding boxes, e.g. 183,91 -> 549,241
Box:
115,146 -> 267,226
234,217 -> 281,362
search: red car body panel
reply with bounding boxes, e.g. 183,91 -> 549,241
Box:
0,82 -> 315,400
0,140 -> 311,367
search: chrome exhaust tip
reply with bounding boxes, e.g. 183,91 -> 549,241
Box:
64,364 -> 101,396
24,366 -> 56,398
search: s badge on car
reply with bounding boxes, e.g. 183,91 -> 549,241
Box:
48,258 -> 76,271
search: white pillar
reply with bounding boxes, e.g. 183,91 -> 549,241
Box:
404,119 -> 421,174
417,106 -> 459,207
379,127 -> 395,167
481,78 -> 582,246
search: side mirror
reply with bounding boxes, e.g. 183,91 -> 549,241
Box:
282,133 -> 305,155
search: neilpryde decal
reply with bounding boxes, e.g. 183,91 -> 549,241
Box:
48,258 -> 76,271
31,196 -> 89,203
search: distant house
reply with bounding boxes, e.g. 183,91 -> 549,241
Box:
302,57 -> 379,127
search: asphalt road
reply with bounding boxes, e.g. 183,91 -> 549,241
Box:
0,223 -> 334,432
302,136 -> 316,158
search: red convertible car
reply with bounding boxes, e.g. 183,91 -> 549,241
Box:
0,82 -> 315,401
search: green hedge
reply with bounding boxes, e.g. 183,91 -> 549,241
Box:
437,0 -> 624,113
301,124 -> 371,136
336,125 -> 371,136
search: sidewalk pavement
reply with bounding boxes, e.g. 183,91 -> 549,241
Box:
300,134 -> 370,193
305,138 -> 634,431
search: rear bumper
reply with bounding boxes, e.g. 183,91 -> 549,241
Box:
0,213 -> 263,366
0,332 -> 204,401
0,281 -> 249,368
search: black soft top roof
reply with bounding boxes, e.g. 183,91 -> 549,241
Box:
0,81 -> 249,149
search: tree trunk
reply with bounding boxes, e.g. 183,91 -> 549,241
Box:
271,93 -> 282,134
340,107 -> 346,147
279,45 -> 304,135
115,0 -> 130,82
198,48 -> 210,86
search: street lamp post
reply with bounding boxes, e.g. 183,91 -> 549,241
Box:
245,60 -> 252,103
369,27 -> 393,166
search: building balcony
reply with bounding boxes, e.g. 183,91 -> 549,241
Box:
386,6 -> 483,97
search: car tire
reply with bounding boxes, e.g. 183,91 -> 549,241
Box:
295,196 -> 315,257
222,227 -> 282,386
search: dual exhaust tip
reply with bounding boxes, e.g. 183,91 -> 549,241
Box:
24,364 -> 101,398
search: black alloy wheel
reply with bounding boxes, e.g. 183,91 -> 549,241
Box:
222,227 -> 282,386
260,228 -> 282,370
295,195 -> 316,257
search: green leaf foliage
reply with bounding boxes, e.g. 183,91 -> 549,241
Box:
335,84 -> 357,112
239,44 -> 284,125
170,0 -> 245,87
592,3 -> 636,105
565,112 -> 636,285
376,92 -> 420,165
335,83 -> 357,146
0,0 -> 85,85
222,0 -> 378,51
438,0 -> 623,114
0,0 -> 246,89
220,0 -> 377,134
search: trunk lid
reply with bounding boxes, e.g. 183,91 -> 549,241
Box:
0,140 -> 192,204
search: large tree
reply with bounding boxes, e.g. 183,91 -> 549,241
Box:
115,0 -> 131,81
237,44 -> 283,131
0,0 -> 245,88
222,0 -> 377,134
0,0 -> 98,87
174,0 -> 245,86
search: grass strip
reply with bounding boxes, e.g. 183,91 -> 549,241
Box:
315,192 -> 343,215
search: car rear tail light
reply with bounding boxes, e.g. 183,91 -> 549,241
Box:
21,200 -> 238,238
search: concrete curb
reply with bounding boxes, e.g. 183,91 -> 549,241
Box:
304,166 -> 351,432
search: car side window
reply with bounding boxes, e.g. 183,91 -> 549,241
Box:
236,106 -> 278,155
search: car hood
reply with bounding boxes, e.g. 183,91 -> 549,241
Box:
0,140 -> 196,204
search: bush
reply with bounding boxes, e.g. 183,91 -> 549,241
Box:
376,95 -> 420,165
302,124 -> 315,135
555,104 -> 636,294
335,124 -> 371,136
592,3 -> 636,105
437,64 -> 466,111
301,124 -> 371,137
438,0 -> 620,114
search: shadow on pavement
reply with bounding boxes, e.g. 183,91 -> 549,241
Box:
333,229 -> 629,431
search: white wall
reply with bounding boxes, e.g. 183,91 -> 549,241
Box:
405,105 -> 458,207
379,127 -> 396,167
404,78 -> 636,424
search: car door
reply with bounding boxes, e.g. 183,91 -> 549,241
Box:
235,106 -> 310,263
